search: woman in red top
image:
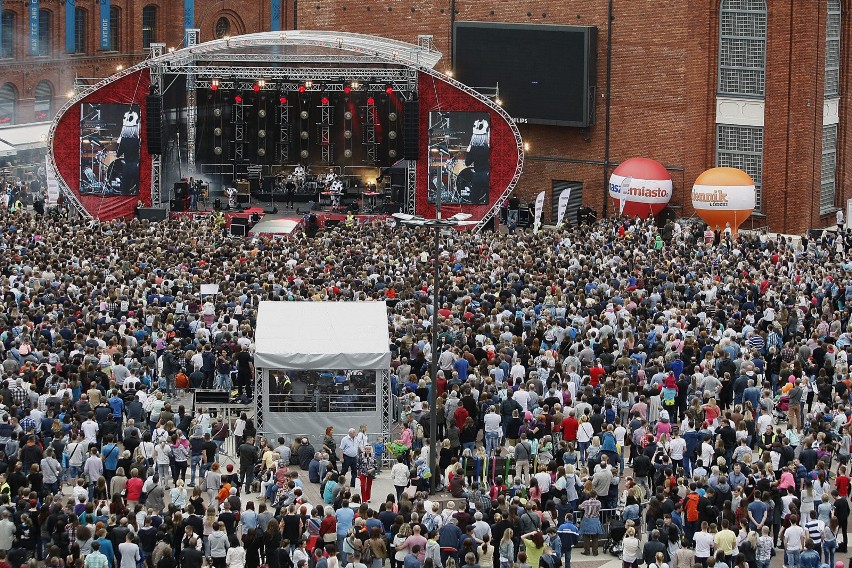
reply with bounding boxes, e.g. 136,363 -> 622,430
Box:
836,464 -> 850,497
125,469 -> 144,507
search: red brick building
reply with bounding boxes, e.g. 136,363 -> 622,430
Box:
2,0 -> 847,233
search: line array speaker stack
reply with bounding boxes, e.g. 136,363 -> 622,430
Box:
146,95 -> 164,155
403,98 -> 420,160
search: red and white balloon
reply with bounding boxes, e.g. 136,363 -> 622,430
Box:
608,157 -> 673,218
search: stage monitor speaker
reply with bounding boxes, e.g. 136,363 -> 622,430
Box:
403,98 -> 420,160
137,207 -> 168,221
194,390 -> 230,406
230,223 -> 247,236
170,199 -> 185,212
145,95 -> 164,155
325,219 -> 341,228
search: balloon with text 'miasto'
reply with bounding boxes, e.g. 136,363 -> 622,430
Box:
692,167 -> 755,234
608,157 -> 673,218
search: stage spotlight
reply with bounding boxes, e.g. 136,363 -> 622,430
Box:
211,79 -> 220,91
300,131 -> 309,139
279,97 -> 288,104
258,130 -> 266,138
300,150 -> 309,158
235,95 -> 243,103
258,148 -> 266,157
351,81 -> 360,89
367,97 -> 375,106
298,84 -> 306,93
389,112 -> 398,121
385,84 -> 394,94
344,149 -> 352,158
253,84 -> 260,93
300,111 -> 308,120
344,130 -> 352,139
305,81 -> 313,88
495,97 -> 503,106
524,142 -> 530,152
344,111 -> 352,120
388,131 -> 397,140
258,109 -> 267,118
214,147 -> 223,155
446,70 -> 454,77
321,97 -> 330,105
258,79 -> 266,88
214,108 -> 222,117
388,149 -> 397,158
214,128 -> 222,136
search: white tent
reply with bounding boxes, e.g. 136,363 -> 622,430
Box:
253,301 -> 392,442
254,301 -> 391,369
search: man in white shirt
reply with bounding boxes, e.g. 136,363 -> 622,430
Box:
512,384 -> 530,412
783,515 -> 806,568
339,429 -> 359,488
510,360 -> 526,382
81,415 -> 100,444
483,407 -> 501,456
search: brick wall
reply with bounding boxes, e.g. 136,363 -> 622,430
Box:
0,0 -> 847,232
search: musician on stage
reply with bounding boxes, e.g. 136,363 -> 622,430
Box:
225,186 -> 238,209
285,175 -> 296,208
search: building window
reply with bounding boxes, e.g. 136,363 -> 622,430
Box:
142,5 -> 158,49
718,0 -> 767,97
821,124 -> 838,214
0,83 -> 16,125
38,9 -> 51,56
109,6 -> 120,51
34,81 -> 52,121
215,17 -> 231,39
1,11 -> 14,59
716,124 -> 764,210
826,0 -> 841,97
74,8 -> 87,54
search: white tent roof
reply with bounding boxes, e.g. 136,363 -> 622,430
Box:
254,301 -> 391,370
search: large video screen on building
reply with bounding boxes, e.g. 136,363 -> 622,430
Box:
428,111 -> 490,205
80,103 -> 141,196
453,22 -> 597,127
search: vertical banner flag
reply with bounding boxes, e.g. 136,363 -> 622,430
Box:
271,0 -> 281,31
533,190 -> 545,233
99,0 -> 110,50
0,1 -> 3,56
45,156 -> 60,206
184,0 -> 194,31
557,187 -> 572,225
65,0 -> 75,53
29,0 -> 39,56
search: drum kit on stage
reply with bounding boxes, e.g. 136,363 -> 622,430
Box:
81,129 -> 126,194
429,131 -> 474,204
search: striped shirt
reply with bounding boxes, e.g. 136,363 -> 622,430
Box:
579,497 -> 601,520
84,551 -> 109,568
805,519 -> 824,545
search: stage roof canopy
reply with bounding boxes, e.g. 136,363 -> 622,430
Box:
254,301 -> 391,370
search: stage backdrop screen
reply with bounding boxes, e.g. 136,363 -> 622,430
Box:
453,22 -> 597,127
80,103 -> 142,196
428,111 -> 490,205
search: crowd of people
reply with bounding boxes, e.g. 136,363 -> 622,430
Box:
0,205 -> 850,568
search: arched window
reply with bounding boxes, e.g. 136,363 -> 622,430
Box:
109,6 -> 120,51
718,0 -> 767,97
821,0 -> 842,214
142,5 -> 158,49
74,8 -> 87,53
1,11 -> 14,59
38,9 -> 51,56
215,17 -> 231,39
34,80 -> 52,121
0,83 -> 16,125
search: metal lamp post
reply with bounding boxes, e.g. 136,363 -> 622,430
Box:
393,205 -> 475,493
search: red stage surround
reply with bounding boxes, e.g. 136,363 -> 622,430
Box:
52,68 -> 517,222
53,70 -> 153,220
416,72 -> 519,220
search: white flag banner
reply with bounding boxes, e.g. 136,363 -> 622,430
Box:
45,156 -> 60,206
557,188 -> 572,225
533,190 -> 545,233
200,283 -> 220,296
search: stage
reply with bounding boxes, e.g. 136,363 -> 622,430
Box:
48,31 -> 524,231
